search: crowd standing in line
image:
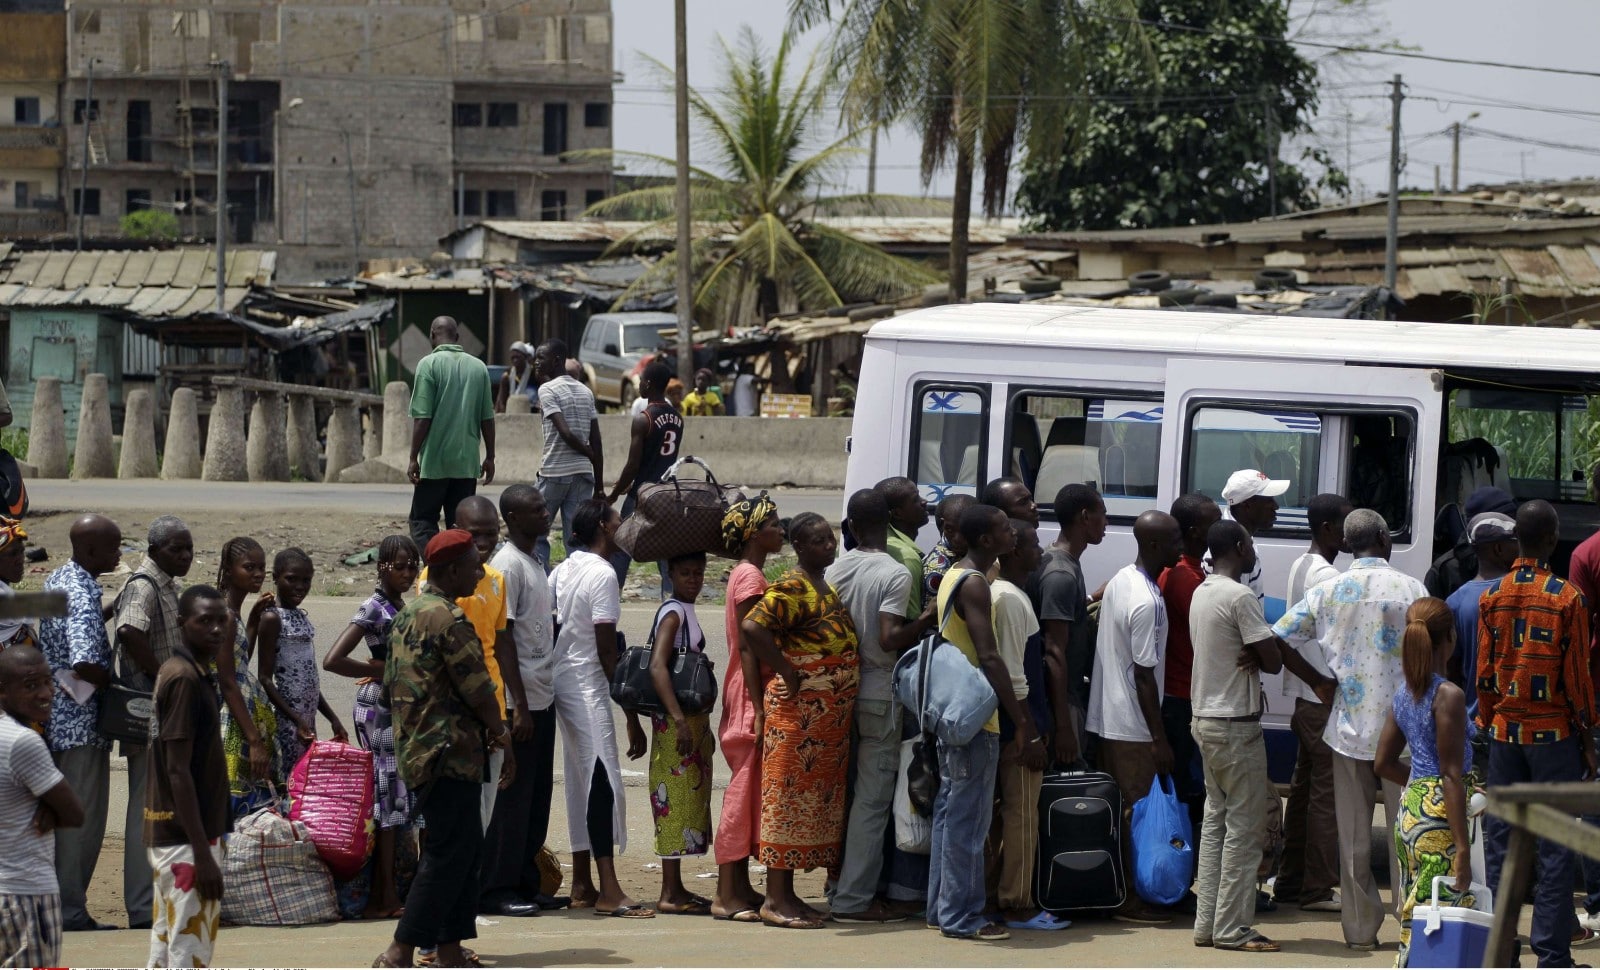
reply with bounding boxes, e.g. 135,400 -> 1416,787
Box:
5,333 -> 1600,968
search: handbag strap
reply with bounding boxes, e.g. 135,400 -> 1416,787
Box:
663,455 -> 720,488
646,600 -> 692,656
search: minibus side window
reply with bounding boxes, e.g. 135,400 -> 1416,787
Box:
1010,390 -> 1162,520
909,382 -> 987,502
1186,406 -> 1324,532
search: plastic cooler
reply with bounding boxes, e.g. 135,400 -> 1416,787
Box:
1407,875 -> 1494,969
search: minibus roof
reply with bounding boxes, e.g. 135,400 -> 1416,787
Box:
867,304 -> 1600,378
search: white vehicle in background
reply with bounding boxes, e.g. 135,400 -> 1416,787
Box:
845,303 -> 1600,780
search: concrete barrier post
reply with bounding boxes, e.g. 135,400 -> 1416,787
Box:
323,403 -> 364,483
285,394 -> 320,481
26,376 -> 68,478
71,373 -> 115,479
161,387 -> 202,480
363,405 -> 383,460
505,395 -> 531,415
246,392 -> 290,482
382,382 -> 410,458
201,385 -> 247,482
117,387 -> 159,479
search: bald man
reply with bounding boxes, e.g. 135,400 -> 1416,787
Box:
409,315 -> 496,548
1086,509 -> 1183,923
40,514 -> 122,931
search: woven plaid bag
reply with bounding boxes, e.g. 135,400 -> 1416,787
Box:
221,805 -> 339,926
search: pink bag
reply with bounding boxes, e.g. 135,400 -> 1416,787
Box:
288,740 -> 376,881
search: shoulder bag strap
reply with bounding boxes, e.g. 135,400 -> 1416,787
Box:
937,569 -> 976,638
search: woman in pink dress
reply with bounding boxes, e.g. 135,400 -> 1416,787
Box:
712,493 -> 784,922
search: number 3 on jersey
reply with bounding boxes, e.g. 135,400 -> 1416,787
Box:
659,429 -> 678,456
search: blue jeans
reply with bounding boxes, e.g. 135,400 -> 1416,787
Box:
536,473 -> 594,568
927,731 -> 999,938
1485,737 -> 1582,967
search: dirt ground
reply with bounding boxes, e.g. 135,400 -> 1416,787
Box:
16,507 -> 784,602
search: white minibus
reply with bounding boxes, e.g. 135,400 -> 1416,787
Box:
844,303 -> 1600,780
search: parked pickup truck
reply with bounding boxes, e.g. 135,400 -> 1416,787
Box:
577,312 -> 681,410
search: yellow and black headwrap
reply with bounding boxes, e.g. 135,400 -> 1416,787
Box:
721,492 -> 779,551
0,516 -> 27,553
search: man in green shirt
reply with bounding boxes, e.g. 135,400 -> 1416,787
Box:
876,476 -> 928,615
408,316 -> 496,547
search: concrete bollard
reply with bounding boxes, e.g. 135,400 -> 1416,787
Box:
161,387 -> 202,480
71,373 -> 115,479
117,387 -> 159,479
286,395 -> 320,481
245,393 -> 290,482
26,376 -> 68,478
323,403 -> 364,483
382,382 -> 411,457
202,386 -> 248,482
363,405 -> 383,460
505,395 -> 531,415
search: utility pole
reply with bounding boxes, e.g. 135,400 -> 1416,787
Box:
213,60 -> 229,313
75,58 -> 94,251
1450,122 -> 1461,193
1344,110 -> 1353,200
672,0 -> 693,386
1384,74 -> 1402,294
343,130 -> 361,275
1263,91 -> 1276,217
867,124 -> 878,195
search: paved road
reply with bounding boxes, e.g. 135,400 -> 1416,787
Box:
29,479 -> 846,522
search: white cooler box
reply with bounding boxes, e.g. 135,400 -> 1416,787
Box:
1407,875 -> 1494,969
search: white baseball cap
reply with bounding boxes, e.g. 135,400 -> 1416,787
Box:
1221,469 -> 1290,506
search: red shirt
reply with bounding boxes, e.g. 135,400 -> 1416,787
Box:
1567,531 -> 1600,668
1159,554 -> 1207,700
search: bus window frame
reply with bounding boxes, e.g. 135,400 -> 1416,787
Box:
1004,384 -> 1165,524
906,379 -> 991,501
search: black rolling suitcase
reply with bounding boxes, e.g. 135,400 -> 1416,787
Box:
1033,769 -> 1126,912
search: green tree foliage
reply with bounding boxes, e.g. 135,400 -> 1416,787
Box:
791,0 -> 1149,299
119,208 -> 180,241
1016,0 -> 1346,230
570,29 -> 938,323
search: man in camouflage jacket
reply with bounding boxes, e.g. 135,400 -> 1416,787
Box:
375,530 -> 511,970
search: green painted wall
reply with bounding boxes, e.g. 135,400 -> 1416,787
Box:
6,309 -> 125,437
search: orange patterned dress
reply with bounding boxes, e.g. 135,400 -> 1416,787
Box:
744,569 -> 860,872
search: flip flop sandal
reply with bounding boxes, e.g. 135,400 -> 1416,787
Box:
712,907 -> 763,923
1005,911 -> 1071,931
1217,936 -> 1282,953
761,913 -> 826,930
658,900 -> 711,916
596,904 -> 657,919
371,955 -> 408,968
415,947 -> 481,968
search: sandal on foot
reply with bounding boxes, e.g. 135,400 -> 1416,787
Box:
1217,936 -> 1282,953
1005,911 -> 1070,931
657,899 -> 711,916
415,948 -> 481,968
712,907 -> 763,923
596,903 -> 656,919
371,955 -> 408,968
761,912 -> 825,929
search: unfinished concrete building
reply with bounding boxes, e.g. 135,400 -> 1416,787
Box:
0,3 -> 68,236
60,0 -> 615,281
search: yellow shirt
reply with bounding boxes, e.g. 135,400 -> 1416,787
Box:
935,566 -> 1000,734
417,564 -> 508,711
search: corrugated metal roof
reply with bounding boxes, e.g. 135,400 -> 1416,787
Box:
456,217 -> 1018,248
1017,213 -> 1600,249
0,248 -> 274,314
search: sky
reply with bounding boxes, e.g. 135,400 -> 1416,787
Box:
610,0 -> 1600,214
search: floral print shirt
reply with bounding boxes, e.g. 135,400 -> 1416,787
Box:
39,560 -> 112,752
1273,557 -> 1426,761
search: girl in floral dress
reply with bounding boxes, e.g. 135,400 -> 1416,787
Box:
258,547 -> 345,774
324,534 -> 420,918
644,552 -> 716,916
215,536 -> 278,814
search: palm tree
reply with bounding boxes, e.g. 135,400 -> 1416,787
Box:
789,0 -> 1148,300
572,28 -> 939,328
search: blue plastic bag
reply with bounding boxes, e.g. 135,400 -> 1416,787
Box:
1131,774 -> 1193,906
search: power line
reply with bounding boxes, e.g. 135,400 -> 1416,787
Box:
1460,126 -> 1600,158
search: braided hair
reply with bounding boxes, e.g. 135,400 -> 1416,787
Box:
215,536 -> 264,591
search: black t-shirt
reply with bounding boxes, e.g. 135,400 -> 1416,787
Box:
635,400 -> 685,491
144,655 -> 231,847
1026,547 -> 1096,710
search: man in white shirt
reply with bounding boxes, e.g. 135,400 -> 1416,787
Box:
533,340 -> 603,567
1275,493 -> 1351,912
1086,509 -> 1182,923
480,485 -> 567,915
1273,508 -> 1424,950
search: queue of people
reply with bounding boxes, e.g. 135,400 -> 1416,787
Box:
3,446 -> 1600,967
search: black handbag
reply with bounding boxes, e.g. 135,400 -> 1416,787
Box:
609,604 -> 718,716
97,575 -> 157,745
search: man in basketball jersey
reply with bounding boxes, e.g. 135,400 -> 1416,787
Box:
606,362 -> 683,597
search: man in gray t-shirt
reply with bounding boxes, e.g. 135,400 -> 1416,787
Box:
826,490 -> 934,922
532,340 -> 603,567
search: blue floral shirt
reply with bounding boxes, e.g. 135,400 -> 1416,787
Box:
1272,557 -> 1426,761
39,560 -> 112,752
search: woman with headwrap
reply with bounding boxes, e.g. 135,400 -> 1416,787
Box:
711,493 -> 782,922
0,516 -> 36,648
494,341 -> 539,413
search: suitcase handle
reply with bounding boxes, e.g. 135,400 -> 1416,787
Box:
663,455 -> 721,488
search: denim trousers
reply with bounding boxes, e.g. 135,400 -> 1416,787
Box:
535,473 -> 594,567
1485,737 -> 1582,968
927,731 -> 999,938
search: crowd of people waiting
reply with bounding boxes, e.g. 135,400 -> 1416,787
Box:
3,334 -> 1600,967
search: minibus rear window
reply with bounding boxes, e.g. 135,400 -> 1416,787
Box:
1009,391 -> 1162,520
909,382 -> 987,502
